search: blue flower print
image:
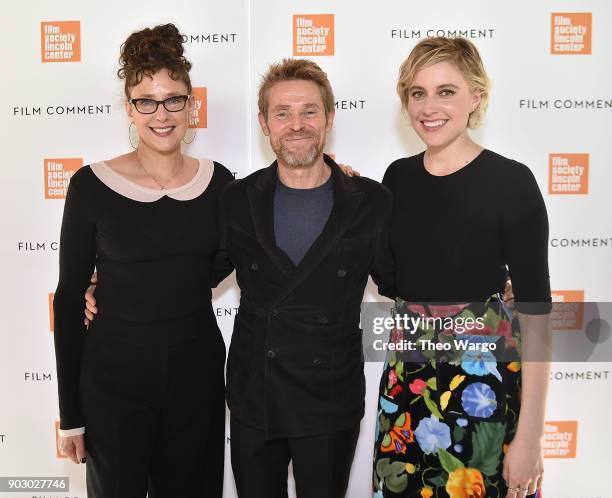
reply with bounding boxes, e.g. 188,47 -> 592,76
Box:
414,415 -> 451,454
461,382 -> 497,418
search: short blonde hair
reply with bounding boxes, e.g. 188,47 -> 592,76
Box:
258,58 -> 335,117
397,37 -> 490,128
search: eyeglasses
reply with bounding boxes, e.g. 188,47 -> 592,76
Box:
130,95 -> 191,114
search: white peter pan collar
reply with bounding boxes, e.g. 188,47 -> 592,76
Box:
90,159 -> 215,202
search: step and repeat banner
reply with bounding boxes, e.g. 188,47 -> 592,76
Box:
1,0 -> 610,497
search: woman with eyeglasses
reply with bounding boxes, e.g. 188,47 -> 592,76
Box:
53,23 -> 233,497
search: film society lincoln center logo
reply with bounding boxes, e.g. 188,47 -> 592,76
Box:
548,153 -> 588,195
189,87 -> 207,128
543,421 -> 578,458
41,21 -> 81,62
44,158 -> 82,199
551,13 -> 591,55
551,290 -> 584,330
293,14 -> 334,56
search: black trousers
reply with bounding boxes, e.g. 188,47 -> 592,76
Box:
81,313 -> 226,498
230,416 -> 360,498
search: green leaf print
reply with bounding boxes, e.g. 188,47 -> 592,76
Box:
437,335 -> 464,364
453,425 -> 466,443
468,422 -> 506,476
379,415 -> 391,434
375,458 -> 408,493
386,471 -> 408,493
428,471 -> 449,487
457,309 -> 477,322
395,361 -> 405,381
437,448 -> 464,474
422,389 -> 444,420
482,307 -> 502,332
426,376 -> 437,390
388,353 -> 397,367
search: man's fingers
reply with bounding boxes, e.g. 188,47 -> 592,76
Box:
60,440 -> 78,464
74,437 -> 87,463
90,272 -> 98,284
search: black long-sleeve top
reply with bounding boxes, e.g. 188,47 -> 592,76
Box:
381,149 -> 552,314
53,160 -> 234,430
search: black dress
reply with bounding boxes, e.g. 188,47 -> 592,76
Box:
53,159 -> 234,498
372,150 -> 551,498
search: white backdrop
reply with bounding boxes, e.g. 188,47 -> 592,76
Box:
1,1 -> 611,497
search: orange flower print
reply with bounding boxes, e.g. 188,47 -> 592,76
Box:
507,361 -> 521,373
446,467 -> 486,498
420,486 -> 434,498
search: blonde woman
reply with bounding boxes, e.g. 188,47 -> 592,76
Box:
372,38 -> 551,498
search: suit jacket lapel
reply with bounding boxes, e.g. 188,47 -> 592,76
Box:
247,162 -> 295,276
271,155 -> 364,306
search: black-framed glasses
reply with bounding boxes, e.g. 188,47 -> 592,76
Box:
130,95 -> 191,114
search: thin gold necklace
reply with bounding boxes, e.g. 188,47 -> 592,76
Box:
138,157 -> 185,190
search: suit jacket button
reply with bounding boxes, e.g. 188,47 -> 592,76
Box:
319,316 -> 329,324
272,309 -> 279,317
251,263 -> 259,271
313,358 -> 322,366
337,269 -> 347,277
267,349 -> 276,359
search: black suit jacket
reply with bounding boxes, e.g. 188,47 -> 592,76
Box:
215,155 -> 395,438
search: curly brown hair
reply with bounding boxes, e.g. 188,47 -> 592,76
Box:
117,23 -> 192,99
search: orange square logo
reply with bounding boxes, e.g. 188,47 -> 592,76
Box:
54,421 -> 66,458
543,421 -> 577,458
551,290 -> 585,330
41,21 -> 81,62
44,158 -> 82,199
49,293 -> 55,332
189,87 -> 207,128
548,153 -> 588,194
293,14 -> 334,56
551,13 -> 592,55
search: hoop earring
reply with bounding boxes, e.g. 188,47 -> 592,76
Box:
128,122 -> 139,149
183,127 -> 197,144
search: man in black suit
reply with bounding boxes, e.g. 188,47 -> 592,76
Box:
216,58 -> 396,498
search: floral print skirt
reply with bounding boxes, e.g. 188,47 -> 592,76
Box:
372,294 -> 533,498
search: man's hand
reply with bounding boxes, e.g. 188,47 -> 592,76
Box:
59,434 -> 87,464
84,272 -> 98,328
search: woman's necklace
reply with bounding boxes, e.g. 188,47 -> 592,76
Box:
138,157 -> 185,190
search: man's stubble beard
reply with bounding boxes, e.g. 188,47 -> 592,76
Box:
275,134 -> 324,169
